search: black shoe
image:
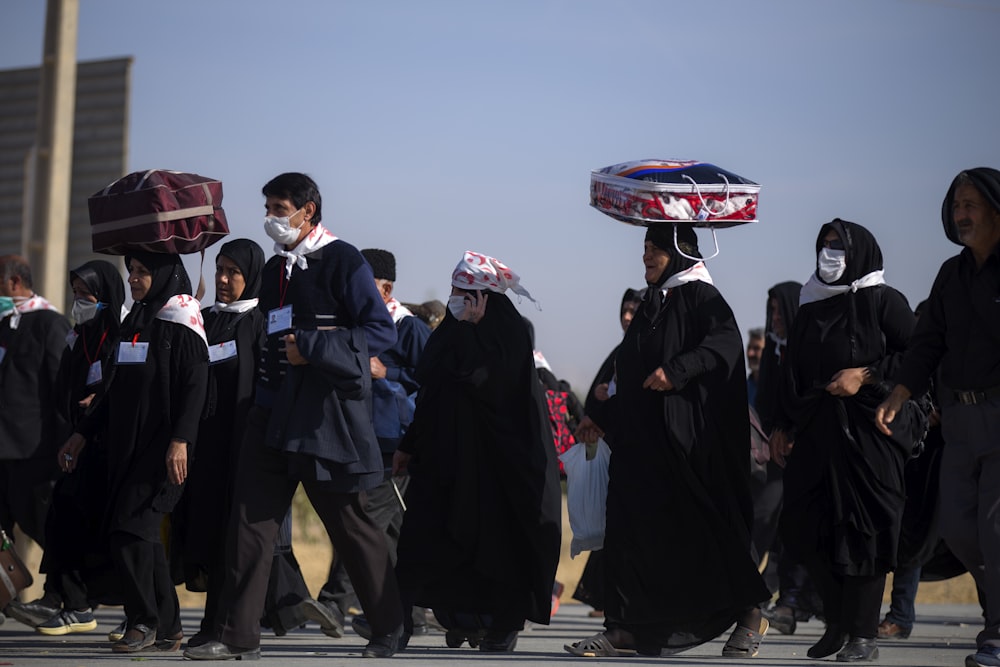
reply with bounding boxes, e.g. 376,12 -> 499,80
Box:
5,598 -> 61,628
351,614 -> 373,640
112,624 -> 157,653
183,640 -> 261,661
479,629 -> 518,652
808,624 -> 849,659
362,624 -> 405,658
763,605 -> 796,635
297,598 -> 344,638
186,632 -> 213,649
836,637 -> 879,662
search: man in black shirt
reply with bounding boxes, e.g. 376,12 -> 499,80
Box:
876,167 -> 1000,667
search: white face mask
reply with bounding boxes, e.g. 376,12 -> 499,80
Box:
817,247 -> 847,283
264,209 -> 304,245
447,295 -> 467,320
71,299 -> 103,324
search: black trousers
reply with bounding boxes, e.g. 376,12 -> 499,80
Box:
320,473 -> 407,612
108,531 -> 180,636
216,405 -> 402,649
806,559 -> 884,639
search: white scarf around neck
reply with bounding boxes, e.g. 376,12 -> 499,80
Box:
799,270 -> 885,306
7,294 -> 58,329
211,297 -> 259,314
273,223 -> 338,278
155,294 -> 208,350
660,261 -> 714,296
385,297 -> 413,324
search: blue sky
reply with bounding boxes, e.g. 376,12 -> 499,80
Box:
3,0 -> 999,392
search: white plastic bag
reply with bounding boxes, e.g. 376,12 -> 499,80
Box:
559,438 -> 611,558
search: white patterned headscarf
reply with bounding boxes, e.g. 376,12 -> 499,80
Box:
451,251 -> 535,303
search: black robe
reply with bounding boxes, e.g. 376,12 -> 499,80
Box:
174,239 -> 265,587
600,278 -> 769,652
395,292 -> 561,626
43,260 -> 125,587
778,220 -> 924,577
79,253 -> 208,542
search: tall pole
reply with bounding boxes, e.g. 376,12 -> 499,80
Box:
27,0 -> 78,308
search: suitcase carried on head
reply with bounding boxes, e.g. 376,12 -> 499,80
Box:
88,169 -> 229,255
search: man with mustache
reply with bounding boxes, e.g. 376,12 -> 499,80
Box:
876,168 -> 1000,667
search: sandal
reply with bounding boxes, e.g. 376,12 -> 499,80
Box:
564,633 -> 638,657
722,618 -> 768,658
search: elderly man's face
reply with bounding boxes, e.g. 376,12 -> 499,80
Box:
953,183 -> 1000,257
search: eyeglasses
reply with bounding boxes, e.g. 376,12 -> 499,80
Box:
822,239 -> 845,250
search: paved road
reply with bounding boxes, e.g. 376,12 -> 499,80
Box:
0,603 -> 984,665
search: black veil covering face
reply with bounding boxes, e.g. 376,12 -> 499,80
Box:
122,252 -> 192,335
396,288 -> 562,627
940,167 -> 1000,245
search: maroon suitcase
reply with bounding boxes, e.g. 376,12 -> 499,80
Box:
88,169 -> 229,255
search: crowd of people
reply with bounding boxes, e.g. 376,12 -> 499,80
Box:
0,167 -> 998,666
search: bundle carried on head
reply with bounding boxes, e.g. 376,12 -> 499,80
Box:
88,169 -> 230,255
590,159 -> 760,228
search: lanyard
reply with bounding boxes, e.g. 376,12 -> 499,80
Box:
278,270 -> 291,308
82,327 -> 109,365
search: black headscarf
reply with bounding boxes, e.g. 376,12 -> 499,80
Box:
122,252 -> 192,336
69,259 -> 126,339
815,218 -> 883,285
941,167 -> 1000,246
643,224 -> 701,321
204,239 -> 266,345
216,238 -> 265,302
754,281 -> 801,431
620,287 -> 646,320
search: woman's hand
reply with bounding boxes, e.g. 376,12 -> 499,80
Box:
770,428 -> 794,468
58,433 -> 87,473
458,290 -> 487,324
875,384 -> 912,436
826,367 -> 869,397
78,393 -> 96,409
573,415 -> 605,444
594,383 -> 610,402
642,367 -> 674,392
166,439 -> 188,485
392,449 -> 412,477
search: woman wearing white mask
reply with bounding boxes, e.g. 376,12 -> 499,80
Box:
769,219 -> 927,663
392,251 -> 561,653
7,260 -> 125,635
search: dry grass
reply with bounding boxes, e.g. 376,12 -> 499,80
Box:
13,490 -> 980,611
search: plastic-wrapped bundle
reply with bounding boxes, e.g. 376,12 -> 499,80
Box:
590,159 -> 759,228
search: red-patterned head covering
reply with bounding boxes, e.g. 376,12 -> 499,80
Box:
451,250 -> 535,302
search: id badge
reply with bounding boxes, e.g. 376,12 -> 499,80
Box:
208,340 -> 238,364
86,360 -> 103,386
268,305 -> 293,335
117,341 -> 149,364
